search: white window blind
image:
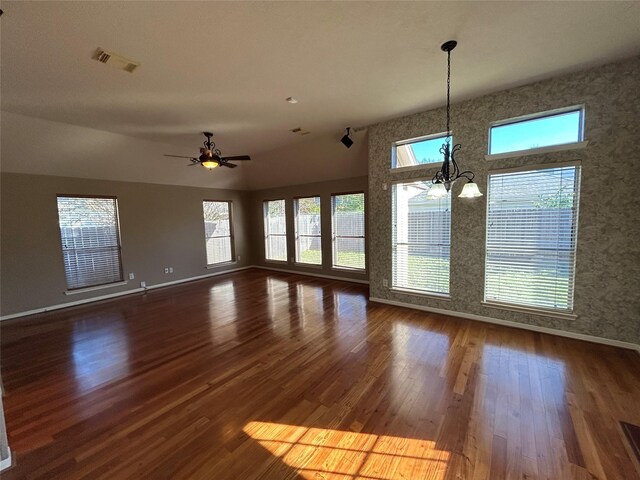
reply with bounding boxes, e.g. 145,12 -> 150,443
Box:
392,181 -> 451,294
203,201 -> 233,265
484,165 -> 580,311
332,193 -> 365,270
56,196 -> 123,290
295,196 -> 322,265
264,200 -> 287,261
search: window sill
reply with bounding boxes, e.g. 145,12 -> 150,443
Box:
294,262 -> 323,269
264,259 -> 288,265
485,141 -> 588,161
65,281 -> 128,295
482,301 -> 577,320
206,261 -> 237,269
389,287 -> 451,301
389,163 -> 441,174
331,266 -> 367,275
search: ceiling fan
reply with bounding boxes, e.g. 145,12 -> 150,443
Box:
164,132 -> 251,169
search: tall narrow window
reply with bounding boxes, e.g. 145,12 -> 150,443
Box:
484,165 -> 580,311
332,193 -> 365,270
392,181 -> 451,295
294,196 -> 322,265
203,200 -> 234,265
264,199 -> 287,261
56,195 -> 123,290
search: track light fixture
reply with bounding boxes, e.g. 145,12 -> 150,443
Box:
340,127 -> 354,148
427,40 -> 482,200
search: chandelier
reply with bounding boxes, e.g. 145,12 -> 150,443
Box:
427,41 -> 483,199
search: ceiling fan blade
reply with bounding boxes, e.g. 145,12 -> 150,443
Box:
187,163 -> 199,166
221,155 -> 251,161
220,162 -> 238,168
164,154 -> 196,159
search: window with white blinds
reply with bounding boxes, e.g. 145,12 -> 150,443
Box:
332,193 -> 365,270
56,196 -> 123,290
264,199 -> 287,261
295,196 -> 322,265
203,200 -> 234,265
484,165 -> 580,311
392,181 -> 451,295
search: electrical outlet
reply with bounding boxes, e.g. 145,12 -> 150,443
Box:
382,279 -> 388,287
140,281 -> 146,288
169,267 -> 173,273
237,255 -> 241,261
164,267 -> 169,274
128,273 -> 135,280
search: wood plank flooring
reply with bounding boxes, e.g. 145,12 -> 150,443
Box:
1,269 -> 639,479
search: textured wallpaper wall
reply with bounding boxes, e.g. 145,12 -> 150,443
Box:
368,56 -> 640,345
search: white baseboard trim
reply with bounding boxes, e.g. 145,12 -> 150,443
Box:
253,265 -> 369,285
0,266 -> 254,322
0,449 -> 12,472
369,297 -> 640,353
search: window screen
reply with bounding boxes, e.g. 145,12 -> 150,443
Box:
264,199 -> 287,261
332,193 -> 365,270
56,196 -> 123,290
392,181 -> 451,294
295,196 -> 322,265
203,201 -> 233,265
489,108 -> 583,155
484,165 -> 580,311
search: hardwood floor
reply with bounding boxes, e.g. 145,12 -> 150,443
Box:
1,269 -> 639,479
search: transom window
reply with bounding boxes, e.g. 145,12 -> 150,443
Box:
203,200 -> 234,265
489,107 -> 584,155
264,199 -> 287,262
392,181 -> 451,295
56,195 -> 123,290
294,196 -> 322,265
484,165 -> 581,311
331,193 -> 365,270
392,133 -> 450,169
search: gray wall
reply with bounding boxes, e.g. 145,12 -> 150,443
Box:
0,173 -> 253,316
368,56 -> 640,345
249,176 -> 369,282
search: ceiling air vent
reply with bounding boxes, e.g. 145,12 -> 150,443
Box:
93,48 -> 140,73
289,127 -> 310,136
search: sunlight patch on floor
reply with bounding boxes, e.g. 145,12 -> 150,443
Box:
244,421 -> 450,480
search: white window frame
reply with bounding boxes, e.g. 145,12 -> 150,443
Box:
486,105 -> 586,160
56,194 -> 124,292
391,131 -> 451,172
331,192 -> 366,272
203,200 -> 235,267
391,178 -> 451,297
482,162 -> 581,317
263,199 -> 288,263
294,196 -> 322,266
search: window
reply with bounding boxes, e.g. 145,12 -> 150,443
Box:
264,199 -> 287,261
484,165 -> 580,312
392,181 -> 450,295
392,133 -> 450,169
203,200 -> 234,265
489,107 -> 584,155
294,196 -> 322,265
332,193 -> 365,270
56,195 -> 123,290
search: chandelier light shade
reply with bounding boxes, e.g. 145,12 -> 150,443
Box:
427,40 -> 482,200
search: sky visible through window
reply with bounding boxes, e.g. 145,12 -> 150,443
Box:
490,110 -> 582,155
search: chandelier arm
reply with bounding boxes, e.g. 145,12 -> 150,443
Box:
457,171 -> 476,182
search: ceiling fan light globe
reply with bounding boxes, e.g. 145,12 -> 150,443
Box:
201,160 -> 218,169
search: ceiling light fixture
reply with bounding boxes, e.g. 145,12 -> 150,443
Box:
340,127 -> 354,148
286,97 -> 298,104
427,41 -> 482,200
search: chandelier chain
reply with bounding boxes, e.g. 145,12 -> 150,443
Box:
446,48 -> 451,140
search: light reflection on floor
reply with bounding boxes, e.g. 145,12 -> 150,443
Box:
72,316 -> 130,392
244,421 -> 450,480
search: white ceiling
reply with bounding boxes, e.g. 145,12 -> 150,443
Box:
2,1 -> 640,190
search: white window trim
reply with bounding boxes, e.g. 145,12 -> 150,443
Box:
482,301 -> 577,320
203,200 -> 235,266
391,131 -> 451,171
331,192 -> 366,272
294,196 -> 322,266
389,287 -> 451,301
65,280 -> 128,295
485,140 -> 588,161
263,200 -> 288,262
487,105 -> 585,157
